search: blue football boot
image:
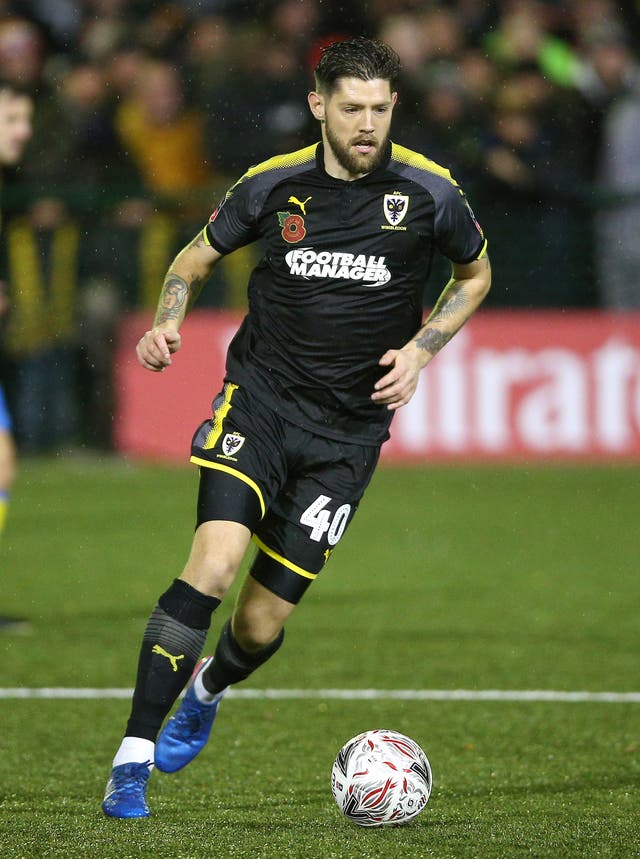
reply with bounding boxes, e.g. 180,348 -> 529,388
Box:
154,658 -> 227,773
102,760 -> 152,818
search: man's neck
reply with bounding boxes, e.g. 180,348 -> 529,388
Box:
320,136 -> 368,182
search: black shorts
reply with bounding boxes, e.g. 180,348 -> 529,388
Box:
191,383 -> 380,603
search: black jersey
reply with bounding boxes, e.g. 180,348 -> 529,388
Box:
203,141 -> 486,445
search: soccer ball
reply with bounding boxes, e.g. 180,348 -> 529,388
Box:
331,729 -> 432,827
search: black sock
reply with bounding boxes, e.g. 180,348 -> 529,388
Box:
202,619 -> 284,695
125,579 -> 220,741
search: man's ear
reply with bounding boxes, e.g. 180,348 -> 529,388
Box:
308,90 -> 325,122
391,91 -> 398,107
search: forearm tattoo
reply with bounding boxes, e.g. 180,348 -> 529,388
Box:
187,232 -> 207,251
155,274 -> 187,325
415,327 -> 452,354
431,282 -> 469,319
155,273 -> 203,325
414,281 -> 469,356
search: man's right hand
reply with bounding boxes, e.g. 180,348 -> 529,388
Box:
136,327 -> 182,372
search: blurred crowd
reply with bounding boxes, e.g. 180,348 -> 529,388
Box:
0,0 -> 639,453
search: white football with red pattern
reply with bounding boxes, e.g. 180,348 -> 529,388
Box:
331,729 -> 432,827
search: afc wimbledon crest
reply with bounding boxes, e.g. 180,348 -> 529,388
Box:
221,432 -> 245,457
383,193 -> 409,226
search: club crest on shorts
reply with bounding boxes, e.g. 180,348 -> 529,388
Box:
383,193 -> 409,226
221,432 -> 245,457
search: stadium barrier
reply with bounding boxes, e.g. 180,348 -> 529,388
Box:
115,310 -> 640,462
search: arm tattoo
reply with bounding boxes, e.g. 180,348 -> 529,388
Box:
414,281 -> 470,356
155,275 -> 187,325
154,273 -> 203,325
415,327 -> 452,354
430,282 -> 469,320
186,232 -> 207,251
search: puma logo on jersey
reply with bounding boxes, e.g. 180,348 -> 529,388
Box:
288,195 -> 312,215
152,644 -> 185,672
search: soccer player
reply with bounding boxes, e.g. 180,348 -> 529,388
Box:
0,80 -> 33,633
102,37 -> 491,818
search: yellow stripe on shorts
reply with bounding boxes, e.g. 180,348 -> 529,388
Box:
190,457 -> 266,519
203,383 -> 238,450
251,534 -> 317,580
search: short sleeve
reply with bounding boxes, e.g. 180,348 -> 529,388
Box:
434,183 -> 486,264
205,173 -> 261,255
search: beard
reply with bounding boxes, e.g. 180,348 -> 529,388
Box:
324,119 -> 389,177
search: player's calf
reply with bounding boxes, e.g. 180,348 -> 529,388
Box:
154,620 -> 285,772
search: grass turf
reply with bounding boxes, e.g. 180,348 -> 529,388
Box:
0,458 -> 638,857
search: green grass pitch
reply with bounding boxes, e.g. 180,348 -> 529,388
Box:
0,458 -> 638,858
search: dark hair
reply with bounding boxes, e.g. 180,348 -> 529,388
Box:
314,37 -> 401,94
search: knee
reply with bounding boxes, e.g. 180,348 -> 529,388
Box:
199,547 -> 238,581
184,548 -> 239,597
232,610 -> 283,653
183,521 -> 250,598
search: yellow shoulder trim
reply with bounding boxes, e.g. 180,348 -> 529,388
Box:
391,143 -> 459,188
243,144 -> 318,181
222,144 -> 318,205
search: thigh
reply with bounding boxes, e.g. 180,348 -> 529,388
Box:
252,433 -> 380,602
181,519 -> 252,598
191,382 -> 288,530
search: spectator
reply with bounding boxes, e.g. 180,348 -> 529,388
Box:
114,58 -> 213,204
403,62 -> 485,183
1,40 -> 144,455
480,68 -> 593,307
182,14 -> 233,104
0,17 -> 45,88
199,27 -> 312,174
595,91 -> 640,309
585,25 -> 640,308
0,78 -> 33,631
0,18 -> 82,453
484,0 -> 582,87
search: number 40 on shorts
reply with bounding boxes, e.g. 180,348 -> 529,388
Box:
300,495 -> 352,545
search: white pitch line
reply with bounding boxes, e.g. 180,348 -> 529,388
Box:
0,688 -> 639,703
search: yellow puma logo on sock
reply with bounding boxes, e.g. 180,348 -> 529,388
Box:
152,644 -> 185,672
288,195 -> 312,215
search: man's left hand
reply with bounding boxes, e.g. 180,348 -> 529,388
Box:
371,347 -> 425,410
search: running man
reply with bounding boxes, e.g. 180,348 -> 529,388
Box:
102,37 -> 490,818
